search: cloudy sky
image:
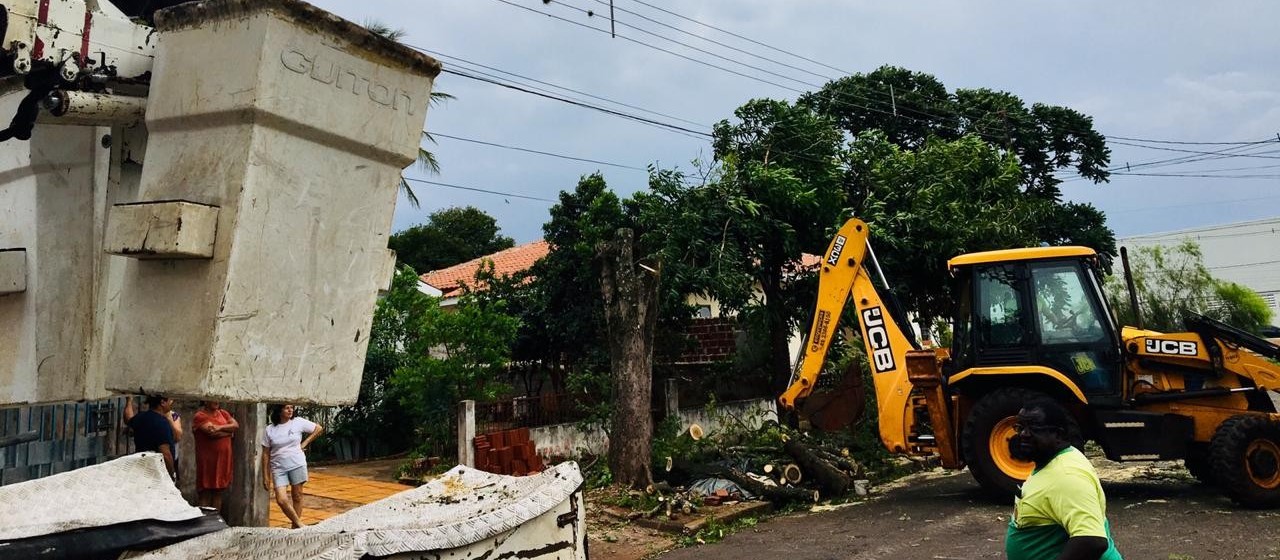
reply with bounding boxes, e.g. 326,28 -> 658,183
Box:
309,0 -> 1280,245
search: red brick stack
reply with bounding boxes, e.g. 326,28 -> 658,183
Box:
473,427 -> 544,475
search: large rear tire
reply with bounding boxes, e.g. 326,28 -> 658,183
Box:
962,388 -> 1042,499
1209,414 -> 1280,508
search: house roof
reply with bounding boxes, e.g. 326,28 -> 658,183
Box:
419,240 -> 550,298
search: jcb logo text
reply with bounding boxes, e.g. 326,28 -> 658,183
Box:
862,307 -> 896,373
1144,339 -> 1198,356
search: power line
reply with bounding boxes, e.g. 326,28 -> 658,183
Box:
626,0 -> 852,76
589,0 -> 835,82
1211,259 -> 1280,271
614,2 -> 1278,151
1107,194 -> 1280,214
432,132 -> 649,171
404,177 -> 557,203
549,0 -> 825,90
492,0 -> 806,94
1108,140 -> 1280,160
418,47 -> 710,129
439,67 -> 711,139
1111,171 -> 1280,179
1106,135 -> 1277,146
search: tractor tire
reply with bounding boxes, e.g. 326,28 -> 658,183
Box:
1183,443 -> 1214,485
961,388 -> 1044,499
1208,414 -> 1280,508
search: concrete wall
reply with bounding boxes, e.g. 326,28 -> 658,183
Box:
528,398 -> 777,460
1,1 -> 441,407
0,95 -> 113,404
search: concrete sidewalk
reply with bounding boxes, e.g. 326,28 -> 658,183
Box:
267,465 -> 410,528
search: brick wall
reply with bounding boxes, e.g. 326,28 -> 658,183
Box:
675,317 -> 739,364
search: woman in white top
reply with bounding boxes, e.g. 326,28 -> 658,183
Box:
261,404 -> 324,528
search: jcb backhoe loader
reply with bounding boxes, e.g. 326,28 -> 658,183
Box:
782,218 -> 1280,507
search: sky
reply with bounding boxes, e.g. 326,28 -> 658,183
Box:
308,0 -> 1280,245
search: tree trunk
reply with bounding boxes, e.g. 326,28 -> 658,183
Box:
599,228 -> 660,488
761,252 -> 791,391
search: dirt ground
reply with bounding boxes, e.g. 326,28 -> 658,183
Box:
657,457 -> 1280,560
314,455 -> 1280,559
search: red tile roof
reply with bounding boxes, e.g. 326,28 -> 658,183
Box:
799,252 -> 821,269
419,240 -> 550,298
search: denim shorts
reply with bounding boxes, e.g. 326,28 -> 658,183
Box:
273,465 -> 308,487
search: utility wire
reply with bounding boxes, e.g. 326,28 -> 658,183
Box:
627,0 -> 853,76
1107,194 -> 1280,214
440,67 -> 711,139
492,0 -> 807,95
1106,135 -> 1278,146
1108,140 -> 1280,160
551,0 -> 825,90
589,0 -> 834,82
1110,171 -> 1280,179
417,47 -> 710,129
616,2 -> 1277,149
432,132 -> 649,171
404,177 -> 557,203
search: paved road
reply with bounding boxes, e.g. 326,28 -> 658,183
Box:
659,468 -> 1280,560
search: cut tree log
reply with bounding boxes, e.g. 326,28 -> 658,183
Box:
784,440 -> 852,497
646,481 -> 674,495
670,459 -> 817,505
782,463 -> 803,484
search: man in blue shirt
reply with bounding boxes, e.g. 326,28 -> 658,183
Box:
123,395 -> 177,481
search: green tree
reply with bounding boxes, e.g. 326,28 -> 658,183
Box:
526,174 -> 626,373
800,66 -> 1115,267
389,206 -> 515,273
800,65 -> 1111,198
850,132 -> 1048,325
388,263 -> 519,452
1106,241 -> 1272,333
698,98 -> 847,387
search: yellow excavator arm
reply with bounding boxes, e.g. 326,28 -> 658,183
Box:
780,218 -> 920,453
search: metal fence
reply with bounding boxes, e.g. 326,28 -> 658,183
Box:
0,397 -> 135,485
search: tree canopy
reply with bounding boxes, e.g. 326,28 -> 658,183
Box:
389,206 -> 515,274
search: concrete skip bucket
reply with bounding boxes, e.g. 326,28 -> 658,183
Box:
0,0 -> 440,405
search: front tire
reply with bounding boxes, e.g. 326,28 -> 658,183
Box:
1209,414 -> 1280,508
962,388 -> 1042,499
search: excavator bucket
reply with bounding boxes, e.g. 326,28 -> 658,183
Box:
799,362 -> 867,431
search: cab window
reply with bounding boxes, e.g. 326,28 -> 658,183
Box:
975,265 -> 1026,347
1031,263 -> 1105,344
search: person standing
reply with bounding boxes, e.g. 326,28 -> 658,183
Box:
1005,398 -> 1122,560
192,401 -> 238,510
261,404 -> 323,529
123,395 -> 177,482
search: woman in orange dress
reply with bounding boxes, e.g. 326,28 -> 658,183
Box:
192,401 -> 239,510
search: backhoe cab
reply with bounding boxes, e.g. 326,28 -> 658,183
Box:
783,218 -> 1280,507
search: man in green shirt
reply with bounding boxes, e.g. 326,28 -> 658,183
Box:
1005,398 -> 1122,560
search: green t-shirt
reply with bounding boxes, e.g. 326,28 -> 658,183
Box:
1005,447 -> 1123,560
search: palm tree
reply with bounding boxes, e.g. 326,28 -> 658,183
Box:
365,20 -> 453,208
